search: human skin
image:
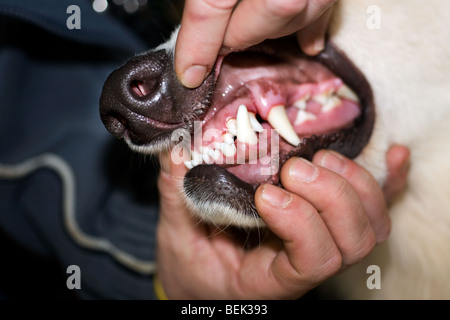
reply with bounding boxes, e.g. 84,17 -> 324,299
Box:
175,0 -> 337,88
155,146 -> 409,299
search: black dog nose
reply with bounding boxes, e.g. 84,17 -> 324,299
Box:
99,50 -> 215,145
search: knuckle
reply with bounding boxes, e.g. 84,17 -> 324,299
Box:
266,0 -> 308,17
299,247 -> 342,283
343,228 -> 376,266
202,0 -> 238,11
332,177 -> 354,201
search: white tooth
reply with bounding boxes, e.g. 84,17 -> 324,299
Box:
191,159 -> 201,167
213,141 -> 223,150
236,105 -> 258,145
293,94 -> 310,110
221,143 -> 236,157
337,85 -> 359,102
248,112 -> 264,133
192,151 -> 202,164
322,96 -> 342,112
184,161 -> 193,169
226,119 -> 237,136
267,105 -> 301,146
202,147 -> 213,164
294,110 -> 317,125
208,148 -> 221,161
294,99 -> 307,110
312,90 -> 333,105
223,132 -> 235,145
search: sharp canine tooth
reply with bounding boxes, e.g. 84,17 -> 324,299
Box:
236,105 -> 258,145
337,85 -> 359,102
226,119 -> 237,136
248,112 -> 264,133
267,105 -> 301,146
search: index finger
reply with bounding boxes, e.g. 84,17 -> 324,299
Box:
175,0 -> 238,88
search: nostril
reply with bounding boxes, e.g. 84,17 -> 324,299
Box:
130,79 -> 157,99
104,111 -> 128,139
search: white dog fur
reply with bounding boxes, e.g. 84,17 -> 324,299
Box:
322,0 -> 450,299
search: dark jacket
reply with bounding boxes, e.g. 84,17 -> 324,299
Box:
0,0 -> 166,299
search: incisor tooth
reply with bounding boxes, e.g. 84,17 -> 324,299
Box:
226,119 -> 237,136
236,105 -> 258,145
202,147 -> 213,164
221,143 -> 236,157
208,148 -> 221,161
267,105 -> 301,146
248,112 -> 264,133
184,160 -> 193,169
337,85 -> 359,102
223,132 -> 235,145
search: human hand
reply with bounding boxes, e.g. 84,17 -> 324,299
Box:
175,0 -> 337,88
155,145 -> 409,299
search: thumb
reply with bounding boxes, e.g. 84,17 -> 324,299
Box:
157,150 -> 201,232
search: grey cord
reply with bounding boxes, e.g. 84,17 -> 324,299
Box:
0,153 -> 156,275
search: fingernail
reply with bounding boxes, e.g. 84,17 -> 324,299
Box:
219,46 -> 234,55
289,158 -> 319,183
313,37 -> 325,53
320,150 -> 347,174
260,184 -> 292,209
181,65 -> 207,88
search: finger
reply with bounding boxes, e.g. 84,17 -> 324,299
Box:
297,6 -> 334,55
223,0 -> 335,50
157,150 -> 203,232
280,156 -> 376,266
223,0 -> 308,50
252,184 -> 342,297
383,145 -> 411,204
175,0 -> 238,88
313,150 -> 391,244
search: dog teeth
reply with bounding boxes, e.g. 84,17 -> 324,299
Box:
293,94 -> 310,110
267,105 -> 301,146
221,142 -> 237,157
294,110 -> 317,125
226,118 -> 237,136
223,132 -> 235,145
313,89 -> 343,113
184,160 -> 194,169
337,84 -> 359,102
236,104 -> 258,145
322,96 -> 342,112
248,112 -> 264,133
208,148 -> 221,161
